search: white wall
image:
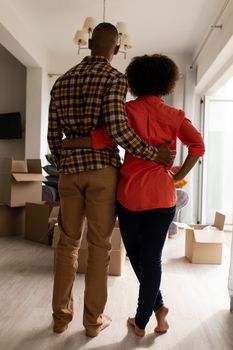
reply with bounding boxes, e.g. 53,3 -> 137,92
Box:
25,67 -> 50,164
0,1 -> 51,163
25,68 -> 42,159
0,1 -> 48,68
40,70 -> 51,164
0,44 -> 26,159
188,1 -> 233,223
195,0 -> 233,94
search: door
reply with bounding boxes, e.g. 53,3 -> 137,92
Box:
200,96 -> 233,225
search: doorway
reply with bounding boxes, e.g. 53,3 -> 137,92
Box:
201,88 -> 233,225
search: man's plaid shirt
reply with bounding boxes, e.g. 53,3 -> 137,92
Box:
48,55 -> 157,174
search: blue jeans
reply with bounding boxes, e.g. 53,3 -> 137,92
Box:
117,202 -> 176,329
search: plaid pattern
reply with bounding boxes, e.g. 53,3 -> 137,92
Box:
48,56 -> 157,174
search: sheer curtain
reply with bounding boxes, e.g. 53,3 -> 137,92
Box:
203,97 -> 233,225
181,65 -> 199,223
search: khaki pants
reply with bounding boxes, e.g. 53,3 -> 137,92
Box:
52,166 -> 118,335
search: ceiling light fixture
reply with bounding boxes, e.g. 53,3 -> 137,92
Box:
73,0 -> 132,59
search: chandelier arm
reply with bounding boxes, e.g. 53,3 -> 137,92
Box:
103,0 -> 106,22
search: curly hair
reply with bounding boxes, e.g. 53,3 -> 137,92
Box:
125,54 -> 179,97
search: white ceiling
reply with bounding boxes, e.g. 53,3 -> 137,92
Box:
10,0 -> 224,57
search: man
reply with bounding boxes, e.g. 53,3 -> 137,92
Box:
48,22 -> 174,337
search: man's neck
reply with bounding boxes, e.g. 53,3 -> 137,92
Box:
91,50 -> 111,62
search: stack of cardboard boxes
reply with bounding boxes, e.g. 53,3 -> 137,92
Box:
0,157 -> 59,243
0,158 -> 45,236
0,158 -> 45,208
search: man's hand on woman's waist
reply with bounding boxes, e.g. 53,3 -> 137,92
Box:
154,141 -> 176,167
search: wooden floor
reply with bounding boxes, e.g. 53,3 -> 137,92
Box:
0,231 -> 232,350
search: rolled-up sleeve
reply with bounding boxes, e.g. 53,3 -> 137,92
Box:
47,93 -> 63,168
178,117 -> 205,156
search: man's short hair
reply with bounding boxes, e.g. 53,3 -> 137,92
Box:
91,22 -> 118,50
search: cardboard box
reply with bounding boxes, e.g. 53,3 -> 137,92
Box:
0,158 -> 46,207
185,212 -> 225,264
25,201 -> 59,245
0,204 -> 25,236
53,223 -> 126,276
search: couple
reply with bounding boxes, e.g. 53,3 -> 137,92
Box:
48,22 -> 205,338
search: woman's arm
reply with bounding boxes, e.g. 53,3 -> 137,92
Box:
171,155 -> 199,182
171,117 -> 205,181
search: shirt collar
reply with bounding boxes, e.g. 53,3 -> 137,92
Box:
82,55 -> 110,64
137,95 -> 164,103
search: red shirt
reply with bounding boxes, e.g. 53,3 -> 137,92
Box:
93,96 -> 205,211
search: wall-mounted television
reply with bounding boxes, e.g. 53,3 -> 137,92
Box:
0,112 -> 22,139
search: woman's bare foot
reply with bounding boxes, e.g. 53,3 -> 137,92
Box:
127,317 -> 145,337
154,305 -> 169,333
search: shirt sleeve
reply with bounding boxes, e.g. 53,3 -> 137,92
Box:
47,92 -> 63,169
102,75 -> 158,161
178,117 -> 205,156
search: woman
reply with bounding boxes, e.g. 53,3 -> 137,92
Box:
66,54 -> 205,337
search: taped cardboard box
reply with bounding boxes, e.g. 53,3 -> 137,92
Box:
53,223 -> 126,276
25,201 -> 59,245
0,204 -> 25,236
185,212 -> 225,264
78,225 -> 125,275
0,158 -> 46,207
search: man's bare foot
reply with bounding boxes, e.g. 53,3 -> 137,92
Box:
154,305 -> 169,333
99,314 -> 112,332
86,314 -> 112,337
53,323 -> 68,334
127,317 -> 145,337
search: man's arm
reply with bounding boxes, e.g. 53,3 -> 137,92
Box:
47,94 -> 63,169
102,75 -> 174,165
62,130 -> 174,166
